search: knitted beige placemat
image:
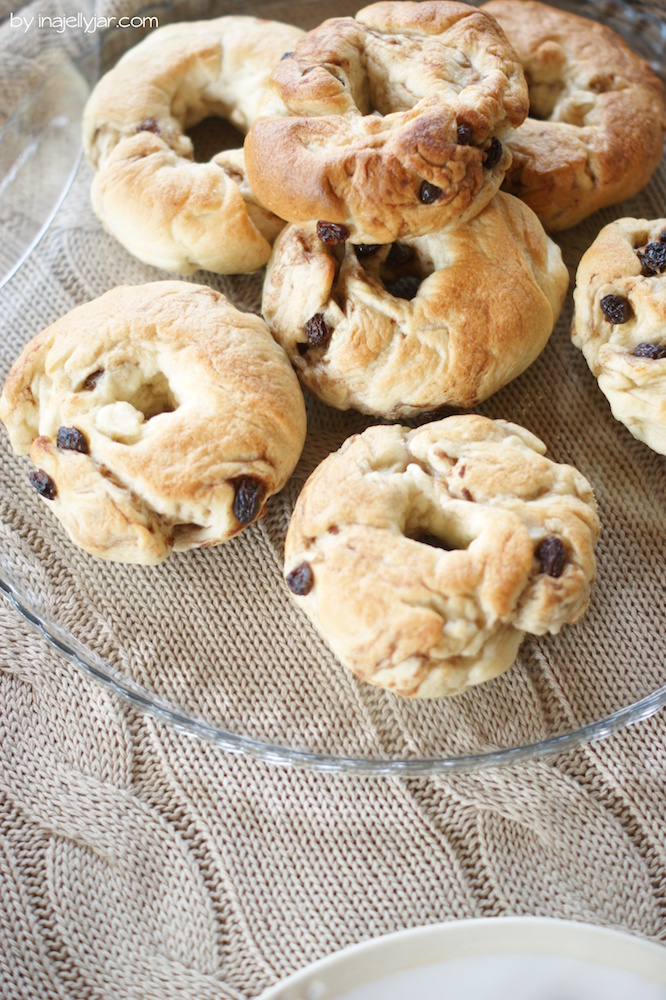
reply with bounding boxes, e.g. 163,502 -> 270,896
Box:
1,0 -> 665,996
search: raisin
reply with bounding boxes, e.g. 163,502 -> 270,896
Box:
636,241 -> 666,276
316,221 -> 349,245
386,243 -> 414,269
232,477 -> 265,523
81,369 -> 104,390
461,488 -> 473,502
29,469 -> 57,500
600,294 -> 634,324
286,561 -> 314,595
632,342 -> 666,360
457,123 -> 474,145
305,313 -> 331,347
483,137 -> 503,169
137,118 -> 160,135
354,244 -> 381,258
383,275 -> 421,300
419,180 -> 443,204
56,426 -> 89,454
536,536 -> 566,578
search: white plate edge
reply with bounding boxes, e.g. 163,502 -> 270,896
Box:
258,916 -> 666,999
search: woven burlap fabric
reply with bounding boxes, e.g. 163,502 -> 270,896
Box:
1,0 -> 666,996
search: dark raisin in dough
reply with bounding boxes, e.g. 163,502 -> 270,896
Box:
232,477 -> 265,523
81,369 -> 104,390
419,181 -> 443,204
56,426 -> 89,454
536,536 -> 566,578
457,123 -> 474,145
354,244 -> 381,258
483,137 -> 502,169
305,313 -> 331,347
386,244 -> 414,268
316,221 -> 349,245
286,561 -> 314,595
29,469 -> 57,500
632,342 -> 666,360
637,241 -> 666,276
600,294 -> 634,324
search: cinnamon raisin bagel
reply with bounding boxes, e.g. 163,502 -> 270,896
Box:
0,282 -> 307,564
245,1 -> 529,243
572,217 -> 666,455
262,192 -> 569,417
483,0 -> 666,231
83,16 -> 304,274
284,415 -> 599,698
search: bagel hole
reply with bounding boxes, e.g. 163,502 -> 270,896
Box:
172,522 -> 206,547
187,117 -> 245,162
124,372 -> 178,421
406,507 -> 474,552
379,243 -> 434,301
525,81 -> 564,121
409,531 -> 454,551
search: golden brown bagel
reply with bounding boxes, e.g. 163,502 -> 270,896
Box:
245,1 -> 529,243
0,282 -> 307,563
483,0 -> 666,231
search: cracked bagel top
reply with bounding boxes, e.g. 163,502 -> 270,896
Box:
245,0 -> 529,243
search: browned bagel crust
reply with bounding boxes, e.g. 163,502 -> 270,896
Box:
483,0 -> 666,231
82,17 -> 304,274
0,282 -> 307,564
262,192 -> 569,417
245,1 -> 529,242
284,415 -> 599,698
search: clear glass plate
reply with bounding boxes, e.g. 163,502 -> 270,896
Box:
1,0 -> 665,774
0,0 -> 99,289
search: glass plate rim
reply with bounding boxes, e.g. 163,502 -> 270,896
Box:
1,0 -> 665,776
3,576 -> 665,775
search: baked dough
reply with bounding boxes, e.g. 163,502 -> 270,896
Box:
82,16 -> 304,274
284,415 -> 599,698
0,282 -> 307,564
262,192 -> 569,417
483,0 -> 666,231
245,0 -> 529,243
572,217 -> 666,456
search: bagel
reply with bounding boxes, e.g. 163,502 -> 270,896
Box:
572,217 -> 666,456
262,191 -> 569,417
0,282 -> 307,564
245,0 -> 529,243
284,415 -> 599,698
482,0 -> 666,231
82,16 -> 304,274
